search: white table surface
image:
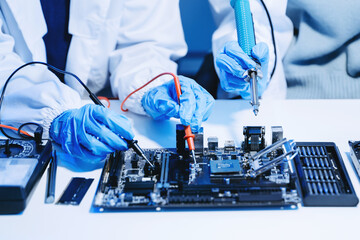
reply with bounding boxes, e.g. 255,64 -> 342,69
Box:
1,99 -> 360,240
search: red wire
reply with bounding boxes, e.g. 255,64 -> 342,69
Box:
98,96 -> 111,108
121,72 -> 177,112
0,124 -> 32,137
120,72 -> 196,152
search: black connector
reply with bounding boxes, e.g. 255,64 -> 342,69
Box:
34,126 -> 43,145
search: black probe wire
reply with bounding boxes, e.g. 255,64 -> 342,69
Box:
18,122 -> 43,139
259,0 -> 277,79
0,61 -> 94,139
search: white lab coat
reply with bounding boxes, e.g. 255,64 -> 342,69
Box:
208,0 -> 293,99
0,0 -> 187,136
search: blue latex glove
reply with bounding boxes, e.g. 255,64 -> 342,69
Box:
50,104 -> 134,164
141,76 -> 214,132
216,41 -> 269,99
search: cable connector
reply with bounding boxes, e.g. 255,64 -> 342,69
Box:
34,126 -> 43,145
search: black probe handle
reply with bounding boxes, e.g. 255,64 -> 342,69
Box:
90,93 -> 105,107
125,139 -> 144,156
91,93 -> 145,155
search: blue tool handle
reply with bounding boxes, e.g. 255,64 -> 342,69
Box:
231,0 -> 256,56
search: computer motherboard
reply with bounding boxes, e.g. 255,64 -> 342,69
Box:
92,126 -> 358,212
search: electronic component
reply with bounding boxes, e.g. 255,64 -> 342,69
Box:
45,151 -> 57,204
349,141 -> 360,179
243,126 -> 265,152
210,159 -> 241,174
92,126 -> 359,211
294,142 -> 358,206
207,137 -> 218,152
92,125 -> 301,211
224,140 -> 236,152
194,128 -> 204,155
57,177 -> 93,205
0,139 -> 52,214
271,126 -> 283,144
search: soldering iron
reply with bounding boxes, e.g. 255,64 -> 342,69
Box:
231,0 -> 262,116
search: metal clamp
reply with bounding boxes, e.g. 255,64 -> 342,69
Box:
246,138 -> 298,178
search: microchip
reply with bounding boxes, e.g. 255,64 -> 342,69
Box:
210,159 -> 241,174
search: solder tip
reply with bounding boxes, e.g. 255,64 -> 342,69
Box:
191,150 -> 197,165
253,104 -> 259,116
142,154 -> 154,167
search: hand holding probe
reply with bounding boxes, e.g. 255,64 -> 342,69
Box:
94,97 -> 153,167
173,76 -> 197,164
231,0 -> 261,116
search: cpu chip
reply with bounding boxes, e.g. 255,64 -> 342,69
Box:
210,159 -> 241,174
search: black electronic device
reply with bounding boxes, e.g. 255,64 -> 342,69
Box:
57,177 -> 93,205
90,127 -> 300,211
294,142 -> 358,206
349,141 -> 360,180
0,139 -> 52,214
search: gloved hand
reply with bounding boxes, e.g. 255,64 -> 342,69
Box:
50,104 -> 134,163
141,76 -> 214,132
215,41 -> 269,99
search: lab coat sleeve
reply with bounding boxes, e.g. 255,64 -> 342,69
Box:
108,0 -> 187,115
208,0 -> 293,98
0,18 -> 82,138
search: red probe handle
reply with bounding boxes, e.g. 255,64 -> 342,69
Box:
173,76 -> 196,151
184,126 -> 195,151
174,75 -> 182,102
